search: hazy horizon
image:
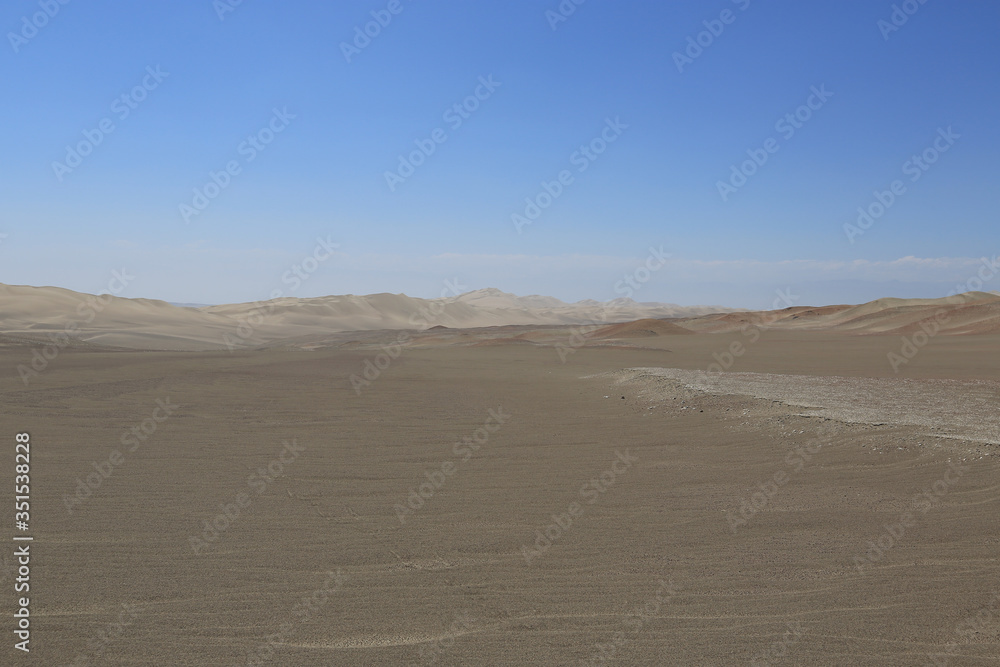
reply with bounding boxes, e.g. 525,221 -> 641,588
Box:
5,278 -> 1000,312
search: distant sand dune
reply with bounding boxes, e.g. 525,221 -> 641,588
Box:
0,284 -> 730,351
678,292 -> 1000,335
2,282 -> 998,351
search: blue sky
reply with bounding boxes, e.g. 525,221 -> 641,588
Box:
1,0 -> 998,308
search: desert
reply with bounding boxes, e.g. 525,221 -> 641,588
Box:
5,2 -> 999,664
2,286 -> 998,665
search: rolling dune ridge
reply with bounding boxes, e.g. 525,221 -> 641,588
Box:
3,284 -> 998,351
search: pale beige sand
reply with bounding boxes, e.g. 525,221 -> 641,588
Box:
0,284 -> 731,351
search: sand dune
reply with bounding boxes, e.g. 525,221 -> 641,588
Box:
3,283 -> 999,352
678,291 -> 1000,335
0,284 -> 729,351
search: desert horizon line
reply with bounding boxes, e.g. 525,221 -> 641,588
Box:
3,280 -> 998,314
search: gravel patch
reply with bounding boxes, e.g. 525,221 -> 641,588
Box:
607,367 -> 1000,446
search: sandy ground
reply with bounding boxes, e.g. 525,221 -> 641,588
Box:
1,330 -> 999,665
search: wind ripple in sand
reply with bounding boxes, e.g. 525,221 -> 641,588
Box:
610,367 -> 1000,445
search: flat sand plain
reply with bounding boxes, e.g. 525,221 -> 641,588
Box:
2,329 -> 999,665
